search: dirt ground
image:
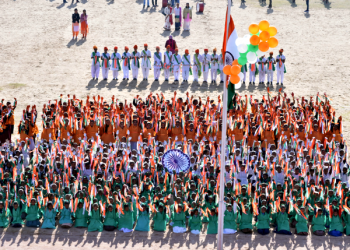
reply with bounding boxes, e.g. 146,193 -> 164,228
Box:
1,0 -> 350,249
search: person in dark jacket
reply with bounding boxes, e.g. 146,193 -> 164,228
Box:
72,9 -> 80,39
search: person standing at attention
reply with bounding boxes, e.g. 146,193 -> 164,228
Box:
131,45 -> 141,81
174,3 -> 182,31
165,36 -> 177,54
163,46 -> 172,82
91,46 -> 100,80
276,49 -> 286,85
72,9 -> 80,39
153,46 -> 163,81
141,44 -> 152,81
80,10 -> 88,39
172,48 -> 182,83
183,3 -> 192,31
210,48 -> 219,83
111,47 -> 122,81
101,47 -> 110,81
122,47 -> 131,81
266,52 -> 275,85
164,3 -> 173,31
182,49 -> 191,82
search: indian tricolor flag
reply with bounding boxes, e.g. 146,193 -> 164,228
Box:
222,7 -> 240,110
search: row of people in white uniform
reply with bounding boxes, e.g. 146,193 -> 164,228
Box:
90,45 -> 286,84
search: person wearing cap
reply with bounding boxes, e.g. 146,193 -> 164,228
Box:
218,49 -> 225,83
85,119 -> 99,141
118,203 -> 135,233
171,203 -> 186,233
328,206 -> 343,236
153,46 -> 163,81
295,206 -> 308,235
25,199 -> 42,227
210,48 -> 219,83
59,200 -> 74,228
206,207 -> 218,234
100,118 -> 115,144
249,59 -> 258,85
202,49 -> 211,83
103,204 -> 118,231
276,49 -> 286,85
72,9 -> 80,39
182,49 -> 191,82
183,3 -> 192,31
131,45 -> 141,81
91,46 -> 101,80
274,204 -> 292,235
172,48 -> 182,82
135,202 -> 150,231
41,202 -> 57,229
122,46 -> 131,80
74,201 -> 89,228
11,201 -> 24,228
257,55 -> 267,85
266,52 -> 275,85
141,44 -> 152,81
192,49 -> 202,82
88,203 -> 103,232
110,46 -> 122,80
223,203 -> 239,234
164,45 -> 173,81
164,3 -> 173,31
256,205 -> 270,235
311,208 -> 326,236
189,208 -> 202,234
0,201 -> 10,228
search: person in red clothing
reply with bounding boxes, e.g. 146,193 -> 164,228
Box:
165,36 -> 177,54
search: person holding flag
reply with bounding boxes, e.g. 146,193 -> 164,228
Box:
131,45 -> 141,81
91,46 -> 100,80
41,202 -> 57,229
193,49 -> 202,82
101,47 -> 110,81
153,46 -> 163,82
266,52 -> 275,85
110,46 -> 122,81
182,49 -> 191,83
141,44 -> 152,81
122,46 -> 131,80
172,48 -> 182,83
103,203 -> 118,231
88,203 -> 103,232
59,200 -> 74,228
211,48 -> 220,83
295,206 -> 309,235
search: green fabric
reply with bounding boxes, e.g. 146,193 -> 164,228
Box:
256,212 -> 270,229
59,207 -> 73,224
135,210 -> 150,231
74,207 -> 89,227
295,214 -> 308,233
342,211 -> 350,235
11,208 -> 24,225
189,214 -> 202,231
329,215 -> 344,232
154,52 -> 163,69
239,210 -> 253,230
172,211 -> 186,228
88,209 -> 103,232
207,213 -> 218,234
276,212 -> 290,232
0,208 -> 11,228
41,209 -> 57,229
311,214 -> 326,232
101,53 -> 110,68
103,209 -> 118,227
118,209 -> 134,230
92,52 -> 100,65
240,64 -> 248,72
123,52 -> 131,70
112,53 -> 121,71
26,204 -> 42,221
132,51 -> 140,68
153,210 -> 168,231
227,83 -> 235,110
142,50 -> 151,68
224,210 -> 238,230
267,57 -> 275,71
194,54 -> 202,77
183,55 -> 192,75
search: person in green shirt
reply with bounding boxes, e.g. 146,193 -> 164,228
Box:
152,204 -> 168,232
118,203 -> 134,233
103,204 -> 118,231
41,202 -> 57,229
10,201 -> 23,227
274,204 -> 292,235
171,204 -> 186,233
256,206 -> 270,235
88,203 -> 103,232
312,208 -> 326,236
59,200 -> 74,228
74,201 -> 89,228
328,206 -> 343,237
223,203 -> 239,234
0,201 -> 11,228
295,206 -> 308,235
188,208 -> 202,234
135,203 -> 150,231
207,208 -> 218,234
342,203 -> 350,236
25,198 -> 42,227
238,204 -> 253,233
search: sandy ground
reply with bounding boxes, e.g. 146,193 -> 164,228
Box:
1,0 -> 350,249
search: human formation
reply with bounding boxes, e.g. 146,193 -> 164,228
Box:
89,43 -> 286,85
164,3 -> 193,31
0,91 -> 349,236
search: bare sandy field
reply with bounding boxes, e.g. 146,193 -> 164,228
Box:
0,0 -> 350,249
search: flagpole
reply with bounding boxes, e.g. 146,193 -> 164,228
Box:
217,0 -> 232,249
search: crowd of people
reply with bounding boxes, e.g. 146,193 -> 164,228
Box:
163,3 -> 193,31
0,91 -> 349,236
89,41 -> 287,85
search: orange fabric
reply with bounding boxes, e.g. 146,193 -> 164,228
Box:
129,125 -> 142,142
262,130 -> 275,148
232,127 -> 244,141
41,127 -> 56,141
171,127 -> 183,142
29,124 -> 39,137
186,128 -> 196,142
73,129 -> 85,143
247,134 -> 259,148
100,125 -> 115,144
81,21 -> 88,35
85,124 -> 99,141
157,128 -> 169,142
116,126 -> 128,139
143,128 -> 156,140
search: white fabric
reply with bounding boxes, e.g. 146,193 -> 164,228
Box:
141,50 -> 152,69
184,20 -> 190,30
202,54 -> 210,72
122,52 -> 131,78
154,68 -> 161,80
182,65 -> 190,80
191,229 -> 200,235
154,52 -> 163,69
164,7 -> 173,29
91,52 -> 101,66
211,68 -> 217,82
172,54 -> 182,80
91,65 -> 100,78
223,228 -> 237,234
102,68 -> 109,79
120,228 -> 133,233
110,52 -> 122,70
173,226 -> 187,233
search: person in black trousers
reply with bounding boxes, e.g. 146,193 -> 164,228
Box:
72,9 -> 80,39
152,0 -> 157,7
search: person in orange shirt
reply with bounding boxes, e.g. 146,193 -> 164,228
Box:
85,119 -> 100,141
142,121 -> 156,140
115,120 -> 128,141
129,119 -> 142,150
73,115 -> 85,143
60,118 -> 73,141
277,124 -> 292,141
157,121 -> 169,144
247,126 -> 260,148
185,122 -> 196,142
100,118 -> 115,144
261,124 -> 275,149
41,121 -> 56,142
5,100 -> 16,142
295,124 -> 306,143
171,120 -> 184,143
231,121 -> 244,143
308,123 -> 325,144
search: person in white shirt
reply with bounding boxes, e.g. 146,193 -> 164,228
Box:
172,48 -> 181,82
202,49 -> 211,83
164,3 -> 173,31
210,48 -> 219,83
249,61 -> 258,84
100,47 -> 110,81
174,3 -> 181,31
122,46 -> 131,80
141,44 -> 152,81
273,165 -> 285,184
131,45 -> 141,81
257,55 -> 266,85
219,50 -> 224,83
276,49 -> 286,85
193,49 -> 202,82
240,63 -> 247,84
163,46 -> 172,81
110,46 -> 121,81
182,49 -> 191,82
153,46 -> 163,81
266,52 -> 275,85
90,46 -> 100,80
